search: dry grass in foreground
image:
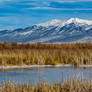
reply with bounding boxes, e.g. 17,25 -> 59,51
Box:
0,79 -> 92,92
0,42 -> 92,66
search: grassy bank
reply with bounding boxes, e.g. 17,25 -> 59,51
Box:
0,42 -> 92,66
0,79 -> 92,92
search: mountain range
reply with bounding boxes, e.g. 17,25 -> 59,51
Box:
1,18 -> 92,43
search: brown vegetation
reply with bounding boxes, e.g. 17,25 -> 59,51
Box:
0,42 -> 92,66
0,79 -> 92,92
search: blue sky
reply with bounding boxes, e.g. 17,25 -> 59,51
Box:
1,0 -> 92,29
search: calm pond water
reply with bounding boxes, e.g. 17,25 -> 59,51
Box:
0,66 -> 92,84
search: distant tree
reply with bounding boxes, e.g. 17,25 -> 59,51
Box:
3,41 -> 8,49
11,42 -> 18,49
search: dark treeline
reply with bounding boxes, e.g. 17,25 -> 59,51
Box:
0,42 -> 92,50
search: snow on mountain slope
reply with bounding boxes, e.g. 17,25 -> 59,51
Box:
37,19 -> 63,27
66,18 -> 92,25
0,18 -> 92,43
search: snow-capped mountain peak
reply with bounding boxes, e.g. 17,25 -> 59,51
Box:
66,18 -> 92,25
37,19 -> 63,27
37,18 -> 92,28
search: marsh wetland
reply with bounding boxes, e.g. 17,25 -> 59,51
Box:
0,43 -> 92,92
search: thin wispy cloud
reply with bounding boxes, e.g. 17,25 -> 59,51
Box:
28,7 -> 60,10
53,0 -> 92,3
28,7 -> 92,10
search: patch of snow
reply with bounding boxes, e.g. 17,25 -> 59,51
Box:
20,31 -> 33,35
1,64 -> 92,70
85,26 -> 92,30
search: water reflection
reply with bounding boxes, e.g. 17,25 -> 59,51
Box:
0,67 -> 92,85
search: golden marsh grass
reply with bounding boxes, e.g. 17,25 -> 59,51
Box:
0,42 -> 92,66
0,79 -> 92,92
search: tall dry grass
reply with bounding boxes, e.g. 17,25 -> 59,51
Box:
0,79 -> 92,92
0,42 -> 92,66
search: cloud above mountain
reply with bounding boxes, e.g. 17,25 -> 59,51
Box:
0,0 -> 92,29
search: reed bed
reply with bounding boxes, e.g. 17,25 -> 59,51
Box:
0,42 -> 92,66
0,79 -> 92,92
